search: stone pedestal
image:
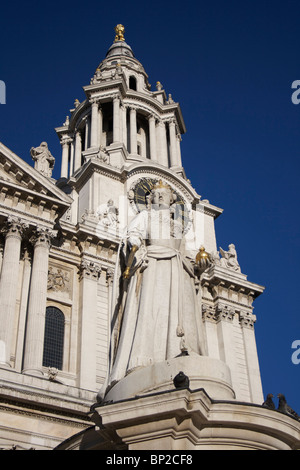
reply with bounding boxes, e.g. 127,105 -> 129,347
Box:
56,387 -> 300,450
104,355 -> 235,402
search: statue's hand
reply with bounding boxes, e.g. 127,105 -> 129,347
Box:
128,236 -> 142,248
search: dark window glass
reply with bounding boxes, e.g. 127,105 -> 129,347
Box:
129,76 -> 137,90
42,307 -> 65,370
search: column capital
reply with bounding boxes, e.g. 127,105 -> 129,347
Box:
89,97 -> 99,106
30,226 -> 57,249
112,92 -> 122,102
239,310 -> 256,329
1,216 -> 29,240
106,268 -> 114,285
148,113 -> 156,122
215,304 -> 235,323
79,259 -> 102,281
60,137 -> 72,147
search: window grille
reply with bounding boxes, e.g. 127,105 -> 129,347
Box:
42,306 -> 65,370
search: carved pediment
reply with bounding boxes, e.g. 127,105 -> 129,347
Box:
0,142 -> 72,220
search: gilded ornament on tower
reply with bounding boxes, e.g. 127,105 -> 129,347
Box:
196,246 -> 211,272
114,24 -> 125,42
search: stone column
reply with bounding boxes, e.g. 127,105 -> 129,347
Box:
113,95 -> 121,143
240,311 -> 264,403
90,99 -> 99,148
60,139 -> 70,178
148,115 -> 157,161
98,105 -> 103,148
78,260 -> 101,390
176,133 -> 182,167
85,117 -> 90,149
157,120 -> 168,166
169,119 -> 178,167
0,217 -> 28,367
22,227 -> 55,376
15,248 -> 32,371
121,104 -> 127,148
74,131 -> 82,171
69,139 -> 75,176
215,304 -> 250,402
129,107 -> 137,154
106,268 -> 114,354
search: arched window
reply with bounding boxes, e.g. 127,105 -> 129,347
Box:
42,306 -> 65,370
129,76 -> 137,91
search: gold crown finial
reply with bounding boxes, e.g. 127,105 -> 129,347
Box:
153,179 -> 171,190
114,24 -> 125,42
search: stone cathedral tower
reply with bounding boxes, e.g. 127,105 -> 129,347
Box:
0,26 -> 299,450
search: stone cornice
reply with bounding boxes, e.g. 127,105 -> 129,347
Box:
69,158 -> 124,193
0,205 -> 55,231
66,158 -> 223,219
0,177 -> 71,211
0,369 -> 95,416
79,78 -> 186,134
123,93 -> 186,133
90,387 -> 300,450
202,265 -> 265,299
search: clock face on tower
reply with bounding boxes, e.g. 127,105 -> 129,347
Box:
128,177 -> 191,232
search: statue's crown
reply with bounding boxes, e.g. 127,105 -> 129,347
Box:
153,179 -> 171,190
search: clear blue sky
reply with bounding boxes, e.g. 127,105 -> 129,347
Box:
1,0 -> 299,411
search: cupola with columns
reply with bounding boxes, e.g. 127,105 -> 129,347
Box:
55,24 -> 185,182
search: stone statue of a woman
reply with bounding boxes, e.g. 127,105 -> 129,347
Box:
99,181 -> 206,400
30,142 -> 55,178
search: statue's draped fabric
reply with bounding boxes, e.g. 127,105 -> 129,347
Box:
107,206 -> 205,387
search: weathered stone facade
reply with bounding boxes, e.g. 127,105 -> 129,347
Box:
0,26 -> 299,450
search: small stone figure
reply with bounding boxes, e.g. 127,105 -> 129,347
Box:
210,250 -> 221,266
30,142 -> 55,178
97,199 -> 119,228
48,367 -> 59,382
97,146 -> 109,163
219,243 -> 241,272
47,267 -> 69,292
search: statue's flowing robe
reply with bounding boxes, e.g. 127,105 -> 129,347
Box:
106,209 -> 205,389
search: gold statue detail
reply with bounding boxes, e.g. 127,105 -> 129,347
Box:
123,244 -> 138,279
153,179 -> 171,190
114,24 -> 125,42
196,246 -> 211,272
